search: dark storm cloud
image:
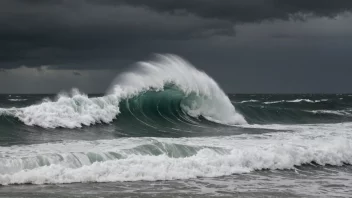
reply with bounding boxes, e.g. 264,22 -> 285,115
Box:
0,0 -> 234,69
1,0 -> 352,70
101,0 -> 352,22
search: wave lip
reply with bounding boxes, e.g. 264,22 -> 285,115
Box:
0,54 -> 246,128
109,54 -> 246,125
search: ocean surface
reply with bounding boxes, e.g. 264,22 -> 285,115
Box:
1,55 -> 352,197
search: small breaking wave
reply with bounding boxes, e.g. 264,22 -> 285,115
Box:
305,110 -> 352,116
236,100 -> 260,103
0,123 -> 351,185
8,99 -> 27,102
263,99 -> 329,104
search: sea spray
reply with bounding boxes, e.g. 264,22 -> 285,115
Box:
0,54 -> 246,128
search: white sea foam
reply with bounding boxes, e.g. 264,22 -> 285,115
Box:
0,123 -> 351,185
305,110 -> 352,116
8,99 -> 27,102
0,108 -> 14,116
0,54 -> 246,128
237,100 -> 259,103
264,99 -> 329,104
5,90 -> 121,128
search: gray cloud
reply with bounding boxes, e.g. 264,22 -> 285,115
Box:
0,0 -> 234,69
0,66 -> 117,93
102,0 -> 352,22
0,1 -> 352,93
1,0 -> 352,70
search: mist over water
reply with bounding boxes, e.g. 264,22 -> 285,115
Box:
1,55 -> 352,197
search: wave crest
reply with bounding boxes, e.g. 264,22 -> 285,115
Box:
0,54 -> 246,128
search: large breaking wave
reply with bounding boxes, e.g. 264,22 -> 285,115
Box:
0,54 -> 246,128
1,54 -> 352,186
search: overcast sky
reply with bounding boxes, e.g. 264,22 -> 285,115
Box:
1,0 -> 352,93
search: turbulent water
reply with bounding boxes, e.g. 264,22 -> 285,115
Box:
1,55 -> 352,197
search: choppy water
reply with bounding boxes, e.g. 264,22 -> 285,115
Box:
0,55 -> 351,197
